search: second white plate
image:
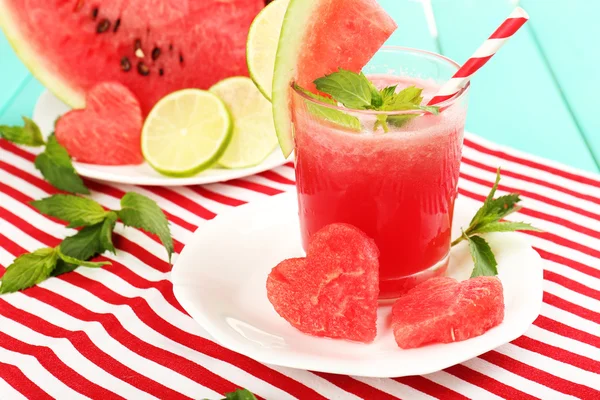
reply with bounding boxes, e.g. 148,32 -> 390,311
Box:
32,90 -> 289,186
172,191 -> 544,378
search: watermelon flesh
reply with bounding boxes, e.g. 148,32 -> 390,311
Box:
267,223 -> 380,343
391,277 -> 505,349
55,82 -> 143,165
296,0 -> 397,93
0,0 -> 264,115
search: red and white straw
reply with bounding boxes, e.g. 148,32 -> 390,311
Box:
428,7 -> 529,106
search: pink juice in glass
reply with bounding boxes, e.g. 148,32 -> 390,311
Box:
292,71 -> 468,299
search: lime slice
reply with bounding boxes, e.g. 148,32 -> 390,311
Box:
142,89 -> 233,177
210,77 -> 278,169
246,0 -> 290,101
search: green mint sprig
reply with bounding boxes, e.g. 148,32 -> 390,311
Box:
0,192 -> 174,294
1,118 -> 88,194
0,118 -> 175,294
309,68 -> 439,132
452,169 -> 541,277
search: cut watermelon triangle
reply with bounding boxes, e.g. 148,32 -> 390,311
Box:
272,0 -> 397,157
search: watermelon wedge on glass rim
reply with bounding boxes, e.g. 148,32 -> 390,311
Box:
0,0 -> 264,115
271,0 -> 397,156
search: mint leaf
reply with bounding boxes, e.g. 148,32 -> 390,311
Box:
363,72 -> 382,108
118,192 -> 174,262
54,220 -> 115,277
0,117 -> 45,147
384,86 -> 423,109
469,169 -> 502,227
57,248 -> 110,268
465,234 -> 498,278
0,248 -> 58,294
100,212 -> 118,254
471,221 -> 541,234
34,135 -> 89,194
60,223 -> 108,261
55,223 -> 115,276
476,194 -> 522,225
375,85 -> 439,131
294,84 -> 337,105
295,84 -> 361,131
224,389 -> 257,400
314,69 -> 372,109
31,194 -> 108,228
380,85 -> 398,103
305,102 -> 361,131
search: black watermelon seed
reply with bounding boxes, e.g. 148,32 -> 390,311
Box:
120,57 -> 131,72
159,68 -> 164,76
137,62 -> 150,76
134,38 -> 142,52
152,47 -> 161,61
96,19 -> 110,33
113,18 -> 121,33
91,7 -> 98,19
169,44 -> 173,51
179,54 -> 184,63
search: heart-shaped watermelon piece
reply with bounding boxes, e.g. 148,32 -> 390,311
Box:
392,276 -> 505,349
55,82 -> 143,166
267,223 -> 380,343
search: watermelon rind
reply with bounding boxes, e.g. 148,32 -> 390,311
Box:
271,0 -> 321,158
0,1 -> 86,109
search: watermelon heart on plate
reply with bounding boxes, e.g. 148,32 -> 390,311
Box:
55,82 -> 144,166
392,276 -> 505,349
266,223 -> 380,343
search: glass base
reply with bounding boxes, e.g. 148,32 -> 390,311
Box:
378,253 -> 450,301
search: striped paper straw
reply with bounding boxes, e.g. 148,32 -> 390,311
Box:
428,7 -> 529,105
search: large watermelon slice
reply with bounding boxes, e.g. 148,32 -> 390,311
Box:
271,0 -> 397,156
0,0 -> 264,115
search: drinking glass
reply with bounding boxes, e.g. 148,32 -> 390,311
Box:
290,47 -> 470,299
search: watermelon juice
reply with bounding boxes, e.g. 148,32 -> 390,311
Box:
291,48 -> 469,299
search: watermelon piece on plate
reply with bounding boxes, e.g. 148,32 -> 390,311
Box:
391,276 -> 505,349
271,0 -> 397,156
267,223 -> 380,343
0,0 -> 264,115
55,82 -> 143,166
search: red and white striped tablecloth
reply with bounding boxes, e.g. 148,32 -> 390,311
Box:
0,133 -> 598,399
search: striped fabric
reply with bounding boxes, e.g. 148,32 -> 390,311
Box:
0,133 -> 598,400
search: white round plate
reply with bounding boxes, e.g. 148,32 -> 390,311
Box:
32,90 -> 289,186
172,192 -> 544,378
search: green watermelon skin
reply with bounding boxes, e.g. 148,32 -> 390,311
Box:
0,0 -> 264,115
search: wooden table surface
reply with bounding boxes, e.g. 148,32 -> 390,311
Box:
1,0 -> 598,172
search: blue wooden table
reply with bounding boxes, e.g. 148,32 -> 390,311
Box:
1,0 -> 598,172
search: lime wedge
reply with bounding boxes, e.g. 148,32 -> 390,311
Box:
246,0 -> 290,101
142,89 -> 233,177
210,77 -> 278,169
